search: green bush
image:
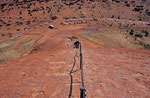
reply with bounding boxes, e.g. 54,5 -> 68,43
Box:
129,29 -> 134,35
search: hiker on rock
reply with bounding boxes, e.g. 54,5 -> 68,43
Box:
74,41 -> 80,48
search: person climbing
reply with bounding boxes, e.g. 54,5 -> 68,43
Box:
74,41 -> 80,48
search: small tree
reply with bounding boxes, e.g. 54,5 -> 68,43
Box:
145,31 -> 149,37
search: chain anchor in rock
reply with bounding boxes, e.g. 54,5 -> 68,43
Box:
80,87 -> 87,98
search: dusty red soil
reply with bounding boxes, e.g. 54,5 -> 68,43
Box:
0,23 -> 150,97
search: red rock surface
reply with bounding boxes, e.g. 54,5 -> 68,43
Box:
0,0 -> 150,98
0,24 -> 150,97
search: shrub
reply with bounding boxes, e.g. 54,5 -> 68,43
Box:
133,6 -> 144,12
126,3 -> 130,7
26,21 -> 31,25
129,29 -> 134,35
8,3 -> 14,6
102,0 -> 108,2
16,21 -> 23,25
138,18 -> 142,21
135,34 -> 143,38
144,44 -> 150,49
6,24 -> 11,26
51,16 -> 57,20
28,10 -> 31,14
45,0 -> 51,2
146,11 -> 150,16
7,33 -> 13,37
142,31 -> 149,37
1,33 -> 6,36
0,3 -> 7,9
20,11 -> 22,15
111,15 -> 114,18
32,8 -> 39,12
41,6 -> 44,10
17,29 -> 20,31
78,6 -> 81,9
131,1 -> 135,3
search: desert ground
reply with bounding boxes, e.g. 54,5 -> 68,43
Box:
0,0 -> 150,98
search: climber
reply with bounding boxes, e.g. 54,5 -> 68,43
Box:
74,41 -> 80,48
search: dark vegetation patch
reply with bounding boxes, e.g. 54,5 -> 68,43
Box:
1,33 -> 6,37
135,34 -> 143,38
144,44 -> 150,49
16,21 -> 23,25
7,33 -> 13,37
8,3 -> 14,7
46,6 -> 51,13
6,24 -> 11,26
51,16 -> 58,20
126,3 -> 130,7
45,0 -> 51,2
28,10 -> 31,14
133,5 -> 144,12
102,0 -> 108,2
129,29 -> 149,40
112,0 -> 120,3
0,59 -> 5,63
142,30 -> 149,37
26,21 -> 31,25
8,20 -> 11,22
32,8 -> 39,12
17,29 -> 20,31
0,3 -> 7,9
19,11 -> 22,15
41,6 -> 44,10
131,1 -> 135,4
64,0 -> 83,6
145,11 -> 150,16
129,29 -> 134,35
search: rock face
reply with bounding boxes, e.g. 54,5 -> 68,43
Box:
0,22 -> 149,97
0,0 -> 150,97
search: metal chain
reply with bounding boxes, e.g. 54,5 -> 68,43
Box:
79,42 -> 87,98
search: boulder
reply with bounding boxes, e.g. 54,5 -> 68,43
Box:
49,24 -> 54,29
